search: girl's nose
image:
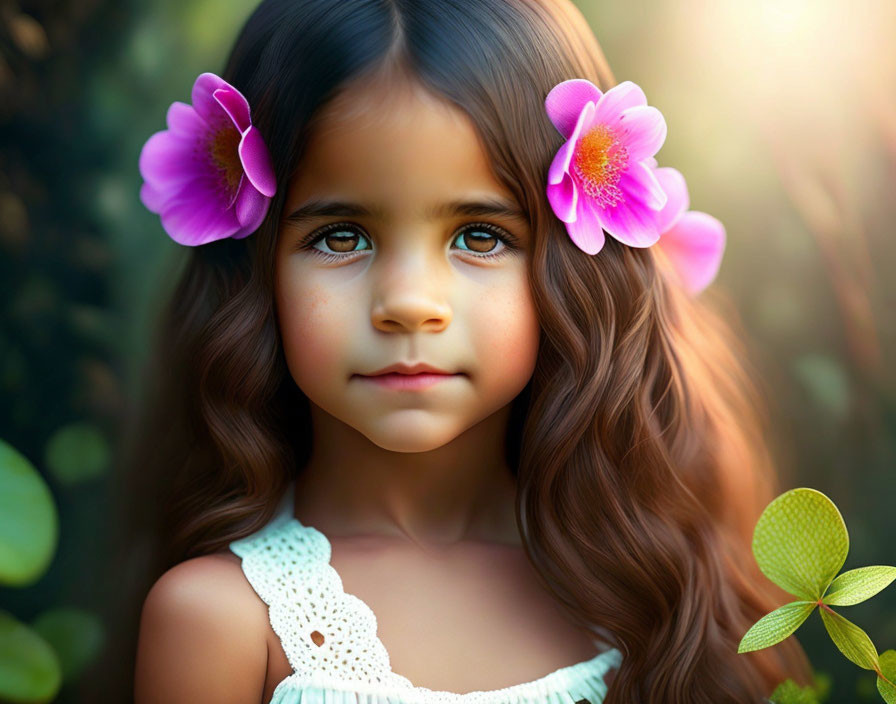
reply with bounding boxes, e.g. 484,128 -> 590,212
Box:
370,250 -> 453,334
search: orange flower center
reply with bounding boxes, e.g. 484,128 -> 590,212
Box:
572,125 -> 628,209
209,125 -> 243,198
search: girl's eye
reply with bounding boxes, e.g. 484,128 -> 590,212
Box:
301,222 -> 521,262
306,225 -> 372,258
452,224 -> 518,258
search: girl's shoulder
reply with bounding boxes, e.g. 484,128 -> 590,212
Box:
135,551 -> 269,703
148,550 -> 266,618
142,550 -> 269,638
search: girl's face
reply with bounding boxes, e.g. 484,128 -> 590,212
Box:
274,79 -> 540,453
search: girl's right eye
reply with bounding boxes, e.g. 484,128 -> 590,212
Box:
304,223 -> 372,260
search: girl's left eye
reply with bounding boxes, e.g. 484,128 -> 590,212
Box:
299,222 -> 521,262
452,224 -> 520,259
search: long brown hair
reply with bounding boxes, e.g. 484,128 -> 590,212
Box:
86,0 -> 813,701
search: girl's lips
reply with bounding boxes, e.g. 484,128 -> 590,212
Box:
356,372 -> 462,390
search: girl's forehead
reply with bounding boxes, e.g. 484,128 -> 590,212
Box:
306,78 -> 473,156
313,74 -> 446,130
287,82 -> 515,212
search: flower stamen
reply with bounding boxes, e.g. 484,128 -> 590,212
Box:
572,125 -> 628,209
209,125 -> 243,196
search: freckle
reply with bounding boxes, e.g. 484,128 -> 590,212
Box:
305,291 -> 326,315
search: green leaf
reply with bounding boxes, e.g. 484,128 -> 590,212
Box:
823,566 -> 896,606
769,678 -> 822,704
879,650 -> 896,703
739,601 -> 816,653
31,607 -> 104,684
0,439 -> 58,586
0,609 -> 61,703
880,679 -> 896,704
819,607 -> 880,671
44,422 -> 110,486
753,488 -> 848,600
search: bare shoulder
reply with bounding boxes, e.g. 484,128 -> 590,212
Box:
134,551 -> 268,704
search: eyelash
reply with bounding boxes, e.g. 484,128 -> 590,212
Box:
297,222 -> 521,262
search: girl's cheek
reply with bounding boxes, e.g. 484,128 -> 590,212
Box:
276,277 -> 349,390
471,275 -> 540,390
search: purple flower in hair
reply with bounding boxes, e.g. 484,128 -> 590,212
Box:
138,72 -> 276,246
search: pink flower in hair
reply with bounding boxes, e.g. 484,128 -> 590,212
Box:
138,72 -> 276,246
646,159 -> 726,295
545,79 -> 668,255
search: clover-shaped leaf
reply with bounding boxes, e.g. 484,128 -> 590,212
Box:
819,607 -> 879,671
878,650 -> 896,704
743,488 -> 895,703
823,566 -> 896,606
753,488 -> 848,600
739,601 -> 816,653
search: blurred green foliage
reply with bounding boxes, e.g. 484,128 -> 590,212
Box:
770,672 -> 832,704
0,440 -> 62,701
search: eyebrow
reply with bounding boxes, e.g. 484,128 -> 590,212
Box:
282,196 -> 527,224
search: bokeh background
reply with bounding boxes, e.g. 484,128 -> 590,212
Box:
1,0 -> 894,701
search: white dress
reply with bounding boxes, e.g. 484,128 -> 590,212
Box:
229,483 -> 622,704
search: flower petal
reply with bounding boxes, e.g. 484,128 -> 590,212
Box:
545,79 -> 603,139
232,176 -> 271,237
565,196 -> 606,254
657,210 -> 726,295
621,161 -> 667,212
213,87 -> 251,134
651,166 -> 688,233
593,80 -> 648,125
547,100 -> 595,185
547,137 -> 575,186
238,125 -> 277,198
191,72 -> 230,124
616,105 -> 666,161
547,173 -> 578,222
139,182 -> 167,214
597,197 -> 661,248
166,101 -> 206,135
158,177 -> 242,246
138,130 -> 207,191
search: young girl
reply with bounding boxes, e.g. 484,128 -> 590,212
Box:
106,0 -> 816,702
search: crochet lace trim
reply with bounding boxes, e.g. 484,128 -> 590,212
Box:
229,487 -> 621,703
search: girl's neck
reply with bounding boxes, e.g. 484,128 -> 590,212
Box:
292,401 -> 521,549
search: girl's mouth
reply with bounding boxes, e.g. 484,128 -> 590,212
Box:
355,372 -> 462,390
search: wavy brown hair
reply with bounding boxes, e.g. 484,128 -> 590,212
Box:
84,0 -> 814,702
